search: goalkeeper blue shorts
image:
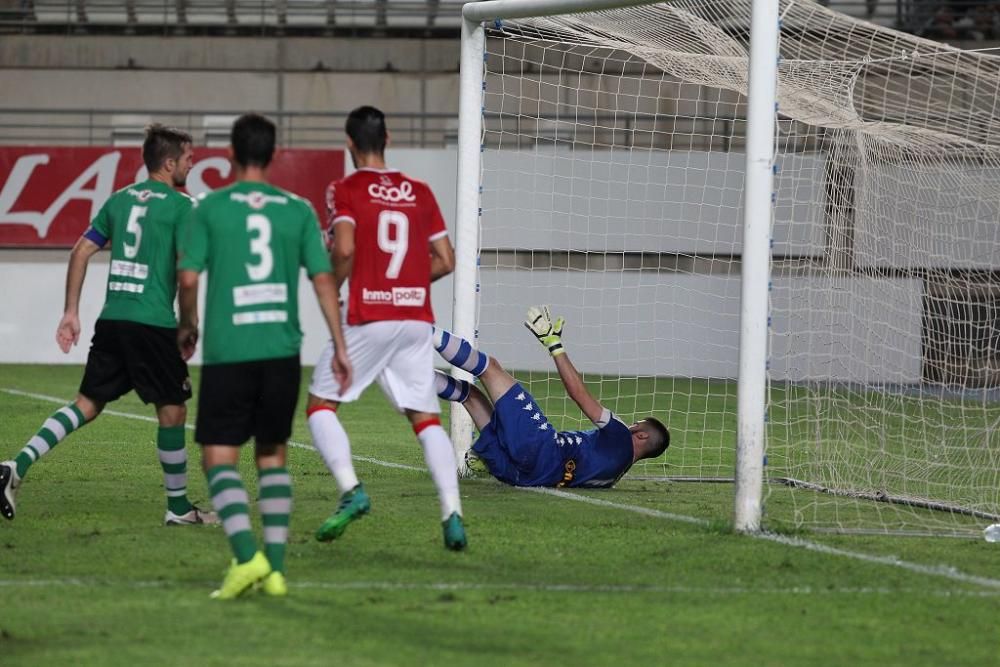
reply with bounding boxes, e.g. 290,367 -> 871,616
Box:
471,383 -> 564,487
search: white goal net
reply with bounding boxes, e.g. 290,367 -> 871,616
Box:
465,0 -> 1000,535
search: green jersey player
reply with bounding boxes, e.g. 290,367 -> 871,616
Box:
0,124 -> 218,528
177,113 -> 352,600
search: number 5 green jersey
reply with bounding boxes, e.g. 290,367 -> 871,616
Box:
85,179 -> 193,328
177,181 -> 332,365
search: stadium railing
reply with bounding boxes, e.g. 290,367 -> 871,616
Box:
0,108 -> 771,150
1,1 -> 997,39
0,109 -> 462,148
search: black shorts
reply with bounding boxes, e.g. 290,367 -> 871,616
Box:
195,355 -> 301,446
79,319 -> 192,405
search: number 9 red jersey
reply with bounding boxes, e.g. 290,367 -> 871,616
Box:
325,168 -> 448,325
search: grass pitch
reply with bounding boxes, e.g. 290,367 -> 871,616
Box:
1,363 -> 999,666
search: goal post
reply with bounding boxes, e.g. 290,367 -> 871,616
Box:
453,0 -> 1000,536
734,0 -> 780,531
450,13 -> 487,474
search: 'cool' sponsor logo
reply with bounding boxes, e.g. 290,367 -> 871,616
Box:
367,180 -> 416,203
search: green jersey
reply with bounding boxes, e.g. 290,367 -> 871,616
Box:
178,181 -> 332,365
87,179 -> 192,328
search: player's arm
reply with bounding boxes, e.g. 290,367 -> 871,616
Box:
176,270 -> 199,361
524,305 -> 605,424
426,189 -> 454,282
553,352 -> 605,425
312,271 -> 353,392
175,204 -> 206,361
330,221 -> 355,291
56,234 -> 103,353
429,234 -> 455,283
326,179 -> 356,291
304,203 -> 353,390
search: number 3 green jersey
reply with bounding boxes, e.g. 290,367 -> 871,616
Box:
86,179 -> 192,328
178,181 -> 332,365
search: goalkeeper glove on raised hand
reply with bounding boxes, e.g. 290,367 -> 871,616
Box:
525,305 -> 565,357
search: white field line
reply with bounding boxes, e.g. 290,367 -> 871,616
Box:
0,577 -> 998,597
523,487 -> 710,526
4,386 -> 1000,591
1,387 -> 425,471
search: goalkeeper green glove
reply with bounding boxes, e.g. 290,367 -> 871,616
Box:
525,305 -> 565,357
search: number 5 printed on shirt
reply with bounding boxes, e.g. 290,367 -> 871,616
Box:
123,205 -> 146,259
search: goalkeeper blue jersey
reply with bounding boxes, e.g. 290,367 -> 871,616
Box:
553,418 -> 634,488
471,383 -> 635,488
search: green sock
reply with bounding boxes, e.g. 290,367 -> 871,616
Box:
259,467 -> 292,574
14,404 -> 86,478
206,465 -> 257,564
158,426 -> 193,515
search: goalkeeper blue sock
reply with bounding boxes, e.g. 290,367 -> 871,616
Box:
432,328 -> 489,377
434,370 -> 471,403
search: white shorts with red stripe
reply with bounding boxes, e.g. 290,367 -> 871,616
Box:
310,319 -> 439,414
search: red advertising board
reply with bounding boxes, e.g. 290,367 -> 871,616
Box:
0,147 -> 344,247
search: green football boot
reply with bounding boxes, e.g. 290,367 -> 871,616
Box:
210,551 -> 271,600
442,512 -> 467,551
315,483 -> 371,542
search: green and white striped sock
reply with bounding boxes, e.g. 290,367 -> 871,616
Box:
259,467 -> 292,574
206,465 -> 257,564
157,426 -> 193,516
14,404 -> 86,478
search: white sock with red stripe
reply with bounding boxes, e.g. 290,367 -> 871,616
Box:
414,418 -> 462,521
307,406 -> 359,495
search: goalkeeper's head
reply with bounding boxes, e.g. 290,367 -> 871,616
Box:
630,417 -> 670,462
345,105 -> 388,161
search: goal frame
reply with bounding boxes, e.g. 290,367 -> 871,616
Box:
453,0 -> 780,532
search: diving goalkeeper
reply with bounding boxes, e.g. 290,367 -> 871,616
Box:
433,306 -> 669,488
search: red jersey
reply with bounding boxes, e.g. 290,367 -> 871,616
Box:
326,167 -> 448,325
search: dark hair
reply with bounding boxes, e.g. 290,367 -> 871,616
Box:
345,105 -> 387,155
142,124 -> 192,173
641,417 -> 670,460
231,113 -> 276,168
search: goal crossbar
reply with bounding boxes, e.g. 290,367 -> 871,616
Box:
463,0 -> 661,22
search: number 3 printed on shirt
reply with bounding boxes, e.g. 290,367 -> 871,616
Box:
377,210 -> 409,279
246,214 -> 274,281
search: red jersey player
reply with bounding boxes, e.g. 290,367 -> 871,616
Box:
306,106 -> 467,550
329,159 -> 447,325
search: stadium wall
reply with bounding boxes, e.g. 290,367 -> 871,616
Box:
0,69 -> 461,117
0,35 -> 460,73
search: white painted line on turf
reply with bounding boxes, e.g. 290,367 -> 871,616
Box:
756,532 -> 1000,589
1,577 -> 998,597
0,388 -> 425,472
526,488 -> 1000,589
5,385 -> 1000,591
525,487 -> 709,525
